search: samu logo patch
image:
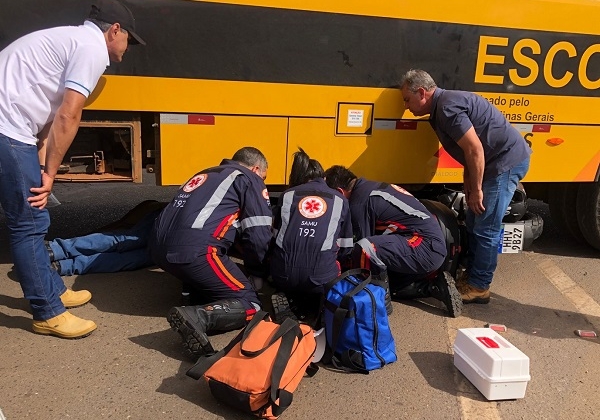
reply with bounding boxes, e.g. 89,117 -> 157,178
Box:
183,174 -> 208,192
298,196 -> 327,219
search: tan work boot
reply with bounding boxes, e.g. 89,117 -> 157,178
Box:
32,311 -> 97,339
455,269 -> 469,289
458,283 -> 490,304
60,289 -> 92,308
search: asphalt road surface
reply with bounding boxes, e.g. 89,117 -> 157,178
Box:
1,178 -> 599,420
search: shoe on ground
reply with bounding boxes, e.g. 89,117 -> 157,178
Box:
60,289 -> 92,308
271,292 -> 298,323
458,283 -> 490,304
167,306 -> 215,359
32,311 -> 97,339
455,269 -> 469,289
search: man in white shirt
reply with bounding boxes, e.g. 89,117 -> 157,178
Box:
0,0 -> 145,339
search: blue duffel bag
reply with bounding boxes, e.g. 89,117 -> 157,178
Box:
323,268 -> 397,373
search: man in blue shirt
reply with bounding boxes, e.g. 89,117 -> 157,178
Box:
399,69 -> 531,304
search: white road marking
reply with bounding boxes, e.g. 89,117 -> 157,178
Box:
535,258 -> 600,321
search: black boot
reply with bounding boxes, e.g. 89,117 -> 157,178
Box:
391,271 -> 462,318
390,279 -> 431,299
167,299 -> 248,359
371,271 -> 393,315
428,271 -> 463,318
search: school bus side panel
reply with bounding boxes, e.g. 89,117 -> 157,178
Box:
158,115 -> 288,185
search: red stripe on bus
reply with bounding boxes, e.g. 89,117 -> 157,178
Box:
532,124 -> 551,132
188,114 -> 215,125
395,120 -> 418,130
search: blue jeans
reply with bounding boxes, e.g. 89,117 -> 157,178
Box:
49,210 -> 159,275
466,156 -> 530,290
0,134 -> 66,320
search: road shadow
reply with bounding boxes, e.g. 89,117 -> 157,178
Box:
129,328 -> 187,360
71,268 -> 181,318
392,296 -> 453,318
408,351 -> 458,394
0,311 -> 32,333
0,292 -> 33,333
463,293 -> 600,345
409,351 -> 499,403
156,359 -> 256,419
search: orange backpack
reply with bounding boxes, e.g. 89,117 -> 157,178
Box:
186,311 -> 318,419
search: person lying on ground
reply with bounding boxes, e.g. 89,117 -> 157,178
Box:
47,201 -> 166,276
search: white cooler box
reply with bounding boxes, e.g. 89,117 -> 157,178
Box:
453,328 -> 530,400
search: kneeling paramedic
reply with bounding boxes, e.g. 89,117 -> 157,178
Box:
270,149 -> 353,320
324,165 -> 461,315
149,147 -> 272,358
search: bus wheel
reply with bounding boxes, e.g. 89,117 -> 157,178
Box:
576,182 -> 600,251
548,183 -> 586,244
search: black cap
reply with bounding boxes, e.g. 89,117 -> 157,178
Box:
89,0 -> 146,45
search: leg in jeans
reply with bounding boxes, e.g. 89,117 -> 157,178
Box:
49,209 -> 159,260
466,157 -> 530,290
0,134 -> 66,320
57,248 -> 154,275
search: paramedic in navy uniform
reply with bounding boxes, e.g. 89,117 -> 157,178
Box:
151,147 -> 273,359
270,148 -> 353,295
0,0 -> 144,339
325,166 -> 461,317
399,69 -> 531,304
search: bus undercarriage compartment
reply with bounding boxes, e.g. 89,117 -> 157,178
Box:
55,120 -> 142,182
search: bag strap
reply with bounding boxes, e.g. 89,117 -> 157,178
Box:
321,268 -> 371,348
328,275 -> 372,365
268,320 -> 305,417
240,317 -> 302,357
323,268 -> 370,294
186,310 -> 270,380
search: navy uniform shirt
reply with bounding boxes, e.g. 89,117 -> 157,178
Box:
271,178 -> 353,287
152,159 -> 273,276
349,178 -> 446,256
429,88 -> 532,179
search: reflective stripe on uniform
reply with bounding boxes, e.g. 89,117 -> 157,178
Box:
191,170 -> 242,229
370,190 -> 430,220
241,215 -> 273,230
321,195 -> 343,251
275,190 -> 294,248
337,237 -> 354,247
356,237 -> 386,268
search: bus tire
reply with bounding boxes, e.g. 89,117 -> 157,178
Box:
576,182 -> 600,251
548,183 -> 586,244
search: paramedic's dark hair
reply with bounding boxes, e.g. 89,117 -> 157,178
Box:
288,148 -> 324,188
324,165 -> 357,191
232,147 -> 268,172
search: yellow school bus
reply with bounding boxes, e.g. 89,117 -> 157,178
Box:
2,0 -> 600,249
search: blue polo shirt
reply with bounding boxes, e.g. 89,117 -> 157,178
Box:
429,88 -> 531,179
